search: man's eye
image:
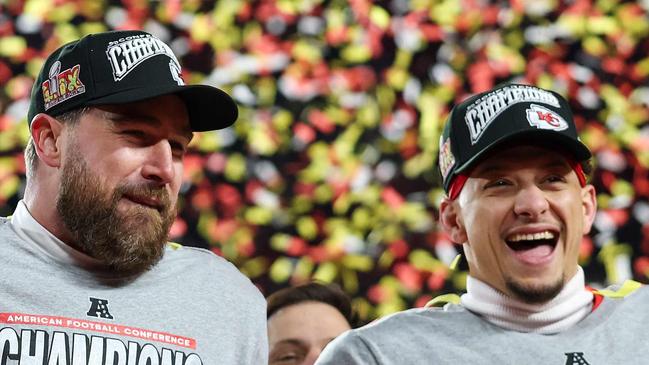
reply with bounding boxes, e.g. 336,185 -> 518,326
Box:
170,141 -> 187,158
279,353 -> 299,361
271,352 -> 303,364
122,130 -> 146,137
544,175 -> 566,184
484,179 -> 510,189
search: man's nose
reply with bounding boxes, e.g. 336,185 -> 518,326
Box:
303,348 -> 323,365
141,140 -> 174,185
513,184 -> 549,220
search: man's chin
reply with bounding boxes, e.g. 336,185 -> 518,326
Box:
505,277 -> 564,304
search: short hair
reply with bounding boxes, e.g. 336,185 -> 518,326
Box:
24,107 -> 88,180
267,282 -> 358,328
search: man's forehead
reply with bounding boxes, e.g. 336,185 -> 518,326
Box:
471,144 -> 573,175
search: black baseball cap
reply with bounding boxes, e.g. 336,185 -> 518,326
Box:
438,83 -> 591,194
28,30 -> 238,131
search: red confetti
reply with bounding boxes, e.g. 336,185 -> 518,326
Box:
381,187 -> 405,209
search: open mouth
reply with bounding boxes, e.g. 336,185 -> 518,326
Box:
505,230 -> 558,263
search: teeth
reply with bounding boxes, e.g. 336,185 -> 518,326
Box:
508,231 -> 555,242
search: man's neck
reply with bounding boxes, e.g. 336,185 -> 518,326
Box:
23,179 -> 76,247
460,267 -> 594,334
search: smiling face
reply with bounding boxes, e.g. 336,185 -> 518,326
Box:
55,94 -> 192,273
440,145 -> 596,303
268,301 -> 351,365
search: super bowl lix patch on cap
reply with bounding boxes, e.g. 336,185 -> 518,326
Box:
42,61 -> 86,111
439,136 -> 455,181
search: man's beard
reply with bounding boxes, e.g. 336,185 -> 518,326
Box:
56,148 -> 175,274
505,275 -> 564,304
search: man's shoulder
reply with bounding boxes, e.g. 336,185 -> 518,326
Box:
159,243 -> 249,280
0,216 -> 12,230
157,243 -> 264,303
161,242 -> 228,266
353,304 -> 475,339
0,217 -> 21,247
316,305 -> 479,364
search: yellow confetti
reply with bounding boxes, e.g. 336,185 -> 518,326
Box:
24,0 -> 54,18
378,250 -> 394,269
313,262 -> 338,283
598,242 -> 632,285
224,153 -> 247,182
385,67 -> 409,90
270,257 -> 294,283
293,257 -> 315,280
296,216 -> 318,240
244,206 -> 273,225
240,257 -> 269,279
611,180 -> 634,198
369,5 -> 390,30
270,233 -> 292,252
409,249 -> 444,272
341,267 -> 359,293
342,255 -> 374,272
582,36 -> 608,57
586,16 -> 619,34
0,37 -> 26,58
341,44 -> 372,63
50,3 -> 77,22
293,40 -> 323,63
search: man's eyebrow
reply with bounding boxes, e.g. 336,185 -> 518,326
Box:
471,161 -> 505,176
318,337 -> 337,346
273,338 -> 308,347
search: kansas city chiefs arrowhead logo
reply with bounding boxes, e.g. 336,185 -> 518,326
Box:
526,104 -> 568,131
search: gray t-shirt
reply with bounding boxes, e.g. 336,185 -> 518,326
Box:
0,211 -> 267,364
316,285 -> 649,364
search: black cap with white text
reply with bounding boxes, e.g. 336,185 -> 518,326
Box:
28,30 -> 238,131
438,83 -> 591,193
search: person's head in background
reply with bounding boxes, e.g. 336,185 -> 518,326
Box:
267,282 -> 357,365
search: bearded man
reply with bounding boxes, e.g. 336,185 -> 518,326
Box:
0,30 -> 267,364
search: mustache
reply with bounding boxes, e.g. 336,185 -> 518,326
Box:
115,183 -> 172,212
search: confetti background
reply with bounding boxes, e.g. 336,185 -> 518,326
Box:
1,0 -> 649,323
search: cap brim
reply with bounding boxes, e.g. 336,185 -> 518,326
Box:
454,129 -> 592,175
85,84 -> 238,132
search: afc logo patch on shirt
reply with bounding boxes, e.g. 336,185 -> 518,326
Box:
526,104 -> 568,132
564,352 -> 591,365
87,297 -> 114,319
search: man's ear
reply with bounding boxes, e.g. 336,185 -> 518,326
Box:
439,197 -> 468,244
30,113 -> 64,168
581,184 -> 597,235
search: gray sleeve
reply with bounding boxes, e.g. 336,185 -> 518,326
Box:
315,330 -> 379,365
246,295 -> 269,365
233,278 -> 269,365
